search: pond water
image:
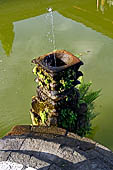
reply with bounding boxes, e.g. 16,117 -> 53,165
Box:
0,0 -> 113,150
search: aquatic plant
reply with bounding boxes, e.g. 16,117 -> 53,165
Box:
59,77 -> 101,137
76,77 -> 101,136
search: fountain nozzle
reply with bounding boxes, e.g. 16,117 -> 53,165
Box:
48,8 -> 53,12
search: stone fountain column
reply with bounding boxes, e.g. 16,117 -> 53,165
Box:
30,50 -> 83,129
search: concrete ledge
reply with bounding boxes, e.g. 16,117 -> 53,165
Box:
0,125 -> 113,170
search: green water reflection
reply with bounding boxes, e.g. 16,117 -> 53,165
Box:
0,0 -> 113,150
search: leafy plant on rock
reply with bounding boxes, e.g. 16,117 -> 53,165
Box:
59,77 -> 101,137
58,108 -> 77,131
76,77 -> 101,136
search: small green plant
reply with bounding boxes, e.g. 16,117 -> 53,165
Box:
58,108 -> 77,131
58,77 -> 101,137
76,77 -> 101,136
77,77 -> 101,114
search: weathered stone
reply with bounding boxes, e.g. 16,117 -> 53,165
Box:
48,116 -> 57,126
74,160 -> 90,170
39,152 -> 57,162
0,161 -> 24,170
49,164 -> 62,170
31,50 -> 83,127
8,151 -> 31,167
0,151 -> 11,161
32,50 -> 83,73
0,137 -> 25,150
58,145 -> 86,163
1,126 -> 113,170
20,138 -> 42,151
7,125 -> 31,136
29,156 -> 49,169
90,159 -> 112,170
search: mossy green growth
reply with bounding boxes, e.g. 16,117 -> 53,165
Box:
33,66 -> 75,91
59,70 -> 75,92
33,66 -> 54,90
37,70 -> 45,80
59,78 -> 74,91
33,66 -> 38,75
37,81 -> 43,87
40,108 -> 49,125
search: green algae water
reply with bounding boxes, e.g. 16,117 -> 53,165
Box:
0,0 -> 113,150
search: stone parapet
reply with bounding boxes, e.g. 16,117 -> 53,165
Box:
0,125 -> 113,170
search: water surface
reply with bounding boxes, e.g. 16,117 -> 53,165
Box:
0,0 -> 113,150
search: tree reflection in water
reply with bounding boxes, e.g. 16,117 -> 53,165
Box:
97,0 -> 113,13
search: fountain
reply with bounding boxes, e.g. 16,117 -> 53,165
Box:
47,8 -> 56,66
30,50 -> 84,132
29,8 -> 94,136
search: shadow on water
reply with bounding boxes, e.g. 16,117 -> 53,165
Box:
97,0 -> 113,13
0,0 -> 113,56
0,23 -> 14,56
1,134 -> 113,169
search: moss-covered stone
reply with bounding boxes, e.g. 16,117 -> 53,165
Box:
30,50 -> 84,129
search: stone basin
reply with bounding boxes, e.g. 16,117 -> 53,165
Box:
32,50 -> 83,73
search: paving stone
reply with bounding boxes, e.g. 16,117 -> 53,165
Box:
95,144 -> 113,167
0,161 -> 23,170
0,139 -> 5,150
0,130 -> 113,170
0,137 -> 25,150
49,164 -> 62,170
20,138 -> 60,160
36,140 -> 60,155
25,167 -> 36,170
57,145 -> 86,163
39,152 -> 58,162
20,138 -> 42,151
90,159 -> 112,170
8,151 -> 30,167
0,151 -> 11,161
29,156 -> 37,168
74,160 -> 90,170
29,156 -> 49,169
83,149 -> 99,159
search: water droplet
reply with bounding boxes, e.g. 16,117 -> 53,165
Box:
48,8 -> 53,12
35,78 -> 38,83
